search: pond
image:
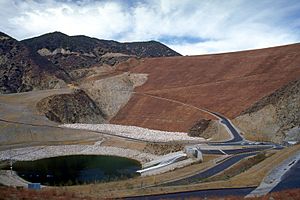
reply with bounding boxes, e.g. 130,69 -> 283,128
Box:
8,155 -> 141,186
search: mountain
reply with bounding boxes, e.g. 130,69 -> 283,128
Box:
21,32 -> 181,75
1,30 -> 299,143
0,32 -> 68,94
111,43 -> 300,142
0,31 -> 180,94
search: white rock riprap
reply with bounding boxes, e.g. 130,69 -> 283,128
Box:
0,142 -> 158,165
60,124 -> 206,142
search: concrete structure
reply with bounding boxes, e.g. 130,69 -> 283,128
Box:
137,151 -> 200,176
184,146 -> 203,161
136,148 -> 204,176
137,153 -> 187,174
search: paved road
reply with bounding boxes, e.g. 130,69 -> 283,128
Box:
161,152 -> 257,186
201,146 -> 272,155
125,187 -> 255,200
208,111 -> 244,143
271,159 -> 300,192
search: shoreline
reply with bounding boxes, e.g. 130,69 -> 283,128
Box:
0,140 -> 157,187
0,140 -> 158,165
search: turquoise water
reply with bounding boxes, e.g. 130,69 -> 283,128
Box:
10,155 -> 141,186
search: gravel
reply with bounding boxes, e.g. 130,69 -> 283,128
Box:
0,140 -> 158,165
60,123 -> 205,142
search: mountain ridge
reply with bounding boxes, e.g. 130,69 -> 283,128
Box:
0,31 -> 180,94
21,31 -> 181,58
0,32 -> 68,94
19,31 -> 181,78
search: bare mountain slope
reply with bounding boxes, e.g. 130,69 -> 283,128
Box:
112,43 -> 300,133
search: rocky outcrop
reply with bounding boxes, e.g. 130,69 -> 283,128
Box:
284,127 -> 300,143
234,105 -> 281,142
0,31 -> 180,95
143,142 -> 184,155
0,32 -> 67,94
188,119 -> 211,137
22,32 -> 181,58
21,32 -> 181,73
37,89 -> 106,124
34,69 -> 146,125
81,72 -> 148,119
233,79 -> 300,143
189,119 -> 231,142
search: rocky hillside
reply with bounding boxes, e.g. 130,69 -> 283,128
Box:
0,32 -> 67,94
21,32 -> 181,77
233,78 -> 300,143
81,72 -> 148,119
0,31 -> 182,125
112,43 -> 300,132
0,31 -> 180,94
37,89 -> 106,124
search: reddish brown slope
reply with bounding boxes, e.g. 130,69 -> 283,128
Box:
112,43 -> 300,132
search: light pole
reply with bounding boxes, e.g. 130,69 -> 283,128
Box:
10,159 -> 13,175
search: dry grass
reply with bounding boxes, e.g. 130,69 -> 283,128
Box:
0,186 -> 95,200
1,186 -> 300,200
229,144 -> 300,185
203,152 -> 270,182
242,132 -> 271,143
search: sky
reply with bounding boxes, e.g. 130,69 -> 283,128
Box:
1,0 -> 300,55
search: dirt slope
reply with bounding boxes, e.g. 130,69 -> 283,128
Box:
0,89 -> 102,146
112,43 -> 300,132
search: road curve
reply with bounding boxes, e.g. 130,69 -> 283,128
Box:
210,111 -> 244,143
134,92 -> 245,144
160,152 -> 257,186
